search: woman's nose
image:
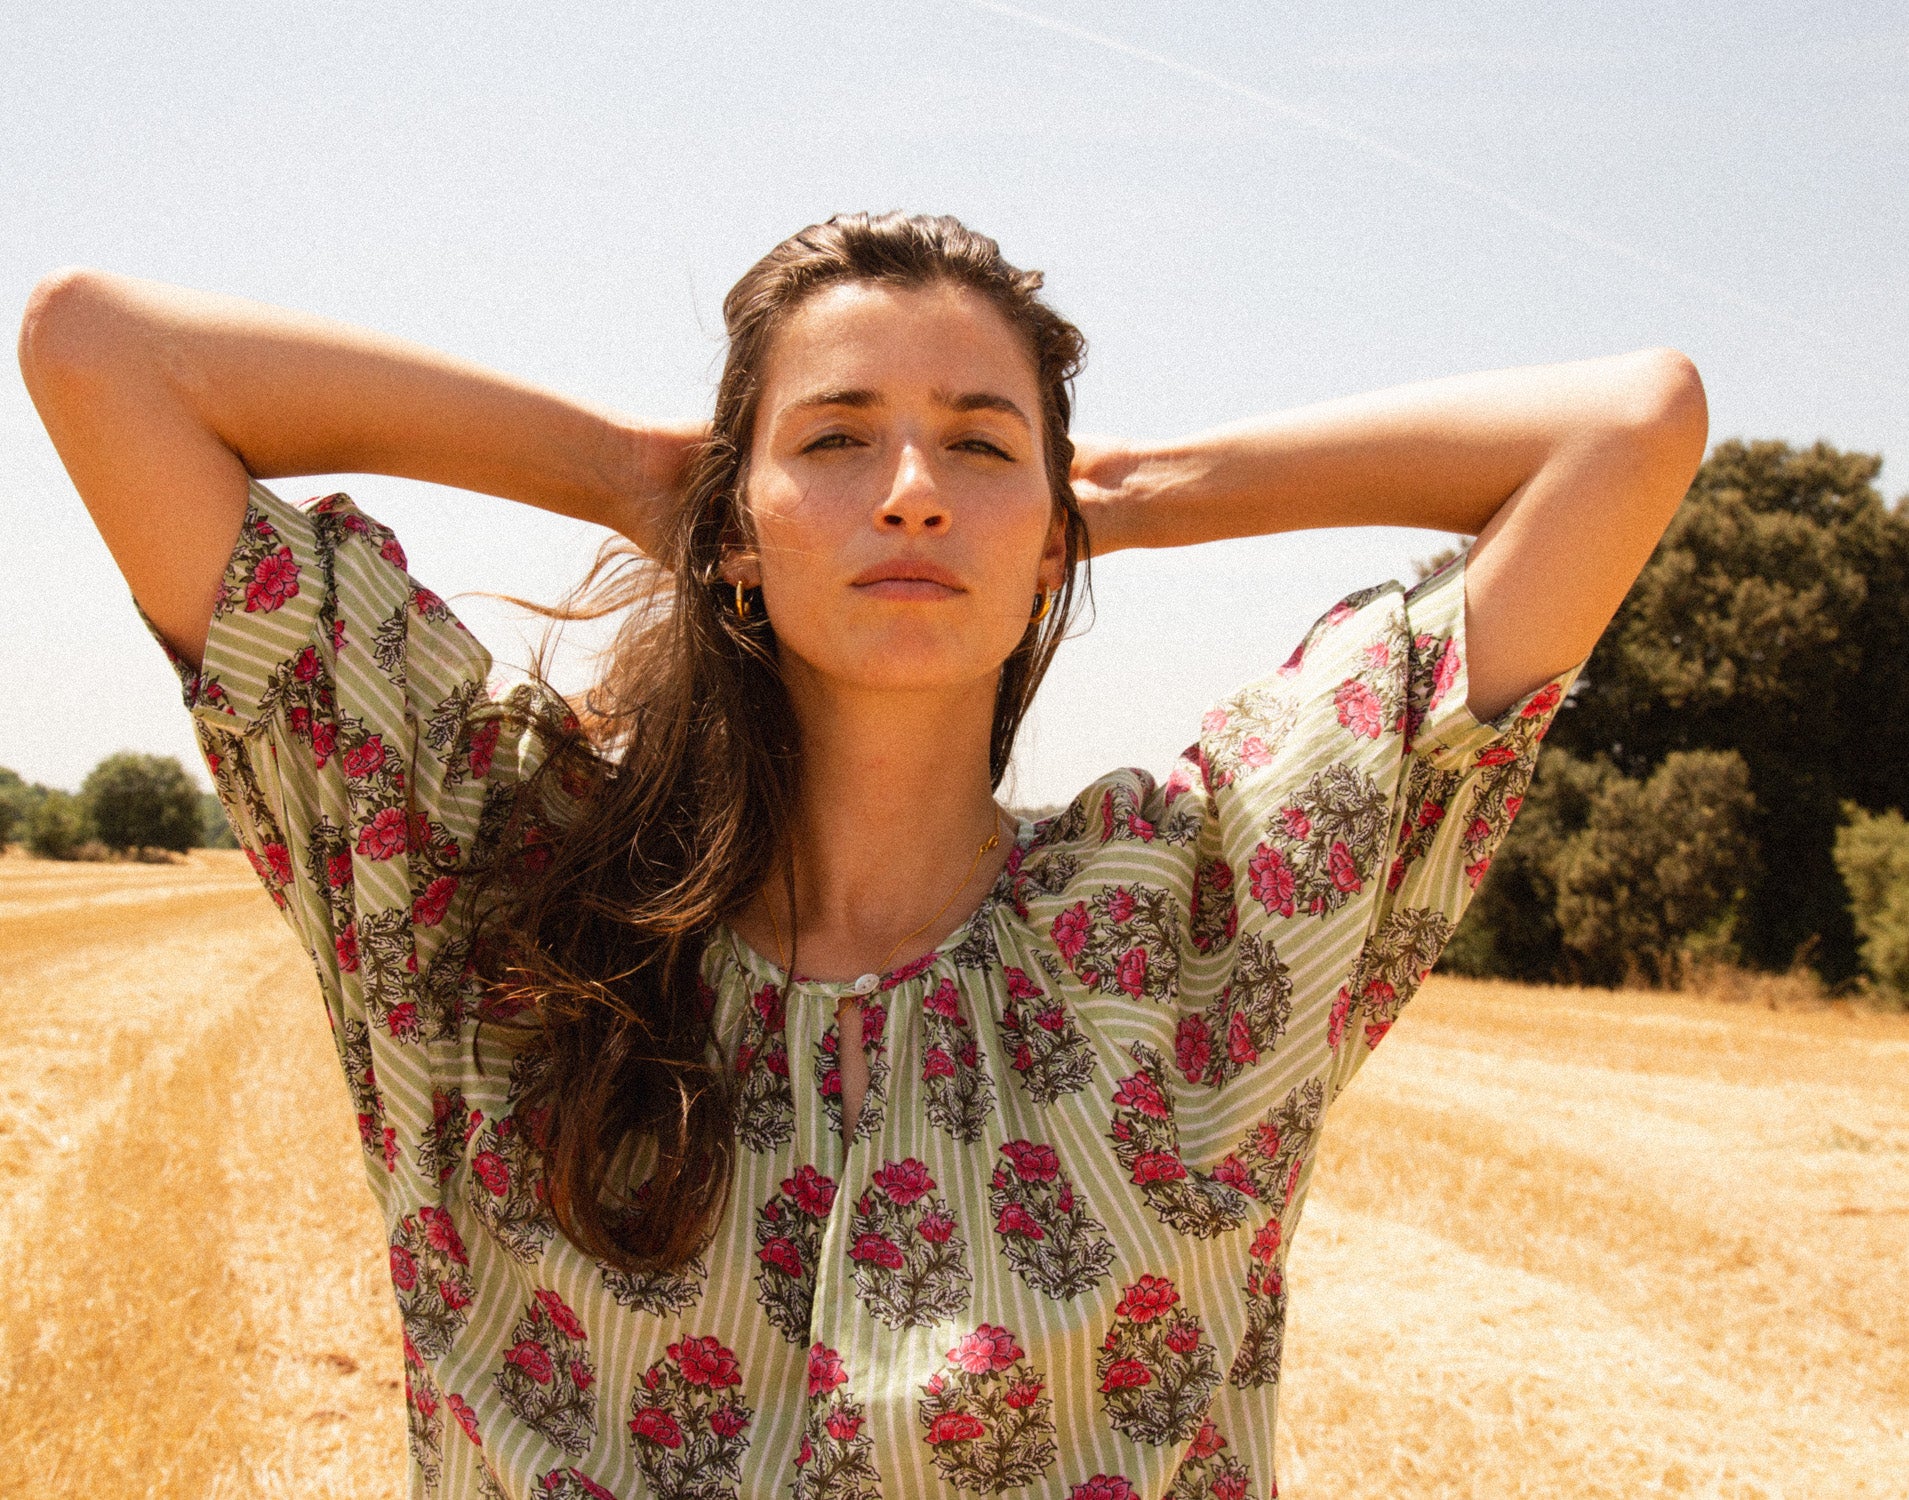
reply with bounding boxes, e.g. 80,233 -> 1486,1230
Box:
878,444 -> 950,532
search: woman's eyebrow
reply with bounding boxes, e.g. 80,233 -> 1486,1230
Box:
782,387 -> 1032,431
939,390 -> 1033,430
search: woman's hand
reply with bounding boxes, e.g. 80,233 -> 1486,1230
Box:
608,418 -> 710,557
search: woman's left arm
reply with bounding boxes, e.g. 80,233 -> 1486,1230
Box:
1076,348 -> 1708,720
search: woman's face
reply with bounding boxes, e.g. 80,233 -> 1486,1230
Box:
732,278 -> 1066,699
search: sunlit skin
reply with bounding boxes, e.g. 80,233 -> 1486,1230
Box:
718,282 -> 1070,1133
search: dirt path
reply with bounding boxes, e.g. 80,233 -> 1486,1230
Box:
1,858 -> 1903,1497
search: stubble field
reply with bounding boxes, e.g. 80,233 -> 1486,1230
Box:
1,853 -> 1904,1498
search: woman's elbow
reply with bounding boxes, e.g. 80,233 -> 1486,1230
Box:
1625,346 -> 1710,474
18,266 -> 128,391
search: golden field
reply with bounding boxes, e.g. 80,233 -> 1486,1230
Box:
0,852 -> 1904,1498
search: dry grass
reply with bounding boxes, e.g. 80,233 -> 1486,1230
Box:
2,857 -> 1905,1496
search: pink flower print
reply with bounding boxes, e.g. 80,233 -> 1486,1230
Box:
260,841 -> 293,884
1210,1155 -> 1254,1195
807,1342 -> 847,1398
668,1336 -> 741,1389
1237,736 -> 1272,770
708,1403 -> 749,1438
783,1164 -> 837,1217
1098,1358 -> 1151,1392
1334,679 -> 1384,738
1250,1220 -> 1283,1262
1523,681 -> 1562,718
343,736 -> 386,779
872,1158 -> 935,1206
1175,1015 -> 1213,1081
439,1278 -> 472,1311
293,645 -> 321,683
472,1150 -> 508,1196
629,1406 -> 683,1448
1114,1274 -> 1180,1322
412,875 -> 458,927
925,1412 -> 986,1444
447,1392 -> 481,1444
824,1410 -> 861,1442
1004,1377 -> 1045,1410
420,1205 -> 468,1263
506,1340 -> 554,1385
1106,887 -> 1136,924
535,1289 -> 586,1341
1129,1150 -> 1187,1185
1115,947 -> 1148,998
949,1324 -> 1023,1375
1189,1418 -> 1226,1459
1164,1322 -> 1202,1354
1226,1010 -> 1259,1067
355,807 -> 408,860
1279,806 -> 1312,840
386,1002 -> 419,1041
848,1233 -> 904,1269
1069,1479 -> 1139,1500
1327,839 -> 1362,893
310,720 -> 337,768
923,979 -> 962,1019
389,1244 -> 419,1291
414,585 -> 446,616
334,924 -> 360,973
244,545 -> 299,613
916,1211 -> 956,1244
1004,967 -> 1044,1001
1248,843 -> 1296,917
999,1140 -> 1060,1183
923,1047 -> 956,1079
995,1203 -> 1044,1240
758,1237 -> 801,1277
380,537 -> 408,570
1051,902 -> 1091,961
1034,1005 -> 1066,1032
326,851 -> 354,890
1111,1072 -> 1170,1120
1212,1476 -> 1247,1500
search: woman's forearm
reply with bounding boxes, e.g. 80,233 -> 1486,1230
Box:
1079,349 -> 1695,555
22,268 -> 669,539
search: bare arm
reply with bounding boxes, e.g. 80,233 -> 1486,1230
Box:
17,268 -> 700,669
1074,348 -> 1709,720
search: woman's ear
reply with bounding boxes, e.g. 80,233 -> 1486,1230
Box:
1037,511 -> 1069,593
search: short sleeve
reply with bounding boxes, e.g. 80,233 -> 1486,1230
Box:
1327,548 -> 1579,1075
141,480 -> 534,1207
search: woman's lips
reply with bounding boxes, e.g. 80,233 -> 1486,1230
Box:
850,559 -> 966,599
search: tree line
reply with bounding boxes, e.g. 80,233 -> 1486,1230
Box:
1441,438 -> 1909,1006
0,754 -> 235,860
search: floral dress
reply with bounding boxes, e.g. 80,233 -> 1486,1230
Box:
147,479 -> 1578,1500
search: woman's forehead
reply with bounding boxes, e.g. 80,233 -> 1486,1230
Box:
759,280 -> 1040,410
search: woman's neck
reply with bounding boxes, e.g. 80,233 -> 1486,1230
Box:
738,669 -> 1013,982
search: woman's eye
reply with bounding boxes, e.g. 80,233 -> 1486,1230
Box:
957,438 -> 1014,460
802,433 -> 858,454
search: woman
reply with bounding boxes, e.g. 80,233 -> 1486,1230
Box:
20,213 -> 1705,1500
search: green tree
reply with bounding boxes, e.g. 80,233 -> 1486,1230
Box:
29,789 -> 90,859
1548,440 -> 1909,979
1832,804 -> 1909,1003
81,752 -> 203,854
1552,750 -> 1758,986
0,766 -> 33,847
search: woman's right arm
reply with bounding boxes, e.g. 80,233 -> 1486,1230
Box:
17,267 -> 699,667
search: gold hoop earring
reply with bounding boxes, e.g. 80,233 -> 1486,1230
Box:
1030,590 -> 1052,624
735,580 -> 752,620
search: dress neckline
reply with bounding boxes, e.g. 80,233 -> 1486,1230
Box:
715,812 -> 1035,994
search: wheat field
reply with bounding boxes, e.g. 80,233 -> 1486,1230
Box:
1,853 -> 1904,1498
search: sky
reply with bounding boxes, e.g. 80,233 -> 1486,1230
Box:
3,0 -> 1904,808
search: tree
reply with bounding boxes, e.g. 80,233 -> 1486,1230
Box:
200,791 -> 239,849
1832,804 -> 1909,1004
1552,750 -> 1758,986
0,766 -> 32,847
80,752 -> 203,854
29,790 -> 89,859
1547,440 -> 1909,979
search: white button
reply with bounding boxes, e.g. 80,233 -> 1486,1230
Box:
851,973 -> 879,995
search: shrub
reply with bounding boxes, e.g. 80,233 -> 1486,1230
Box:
1553,750 -> 1758,986
29,790 -> 90,860
80,752 -> 203,855
1832,804 -> 1909,1004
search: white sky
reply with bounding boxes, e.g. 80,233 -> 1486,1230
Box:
3,0 -> 1904,807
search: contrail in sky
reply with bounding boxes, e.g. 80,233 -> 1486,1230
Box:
954,0 -> 1849,357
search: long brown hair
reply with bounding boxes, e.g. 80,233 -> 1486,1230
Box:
470,212 -> 1094,1271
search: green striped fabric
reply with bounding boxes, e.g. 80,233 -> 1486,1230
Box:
150,479 -> 1578,1500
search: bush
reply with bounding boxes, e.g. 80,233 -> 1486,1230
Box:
1832,804 -> 1909,1004
0,766 -> 38,848
1553,750 -> 1759,986
29,790 -> 90,860
199,791 -> 238,850
81,752 -> 203,855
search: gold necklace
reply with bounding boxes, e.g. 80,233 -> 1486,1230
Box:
765,808 -> 1007,999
